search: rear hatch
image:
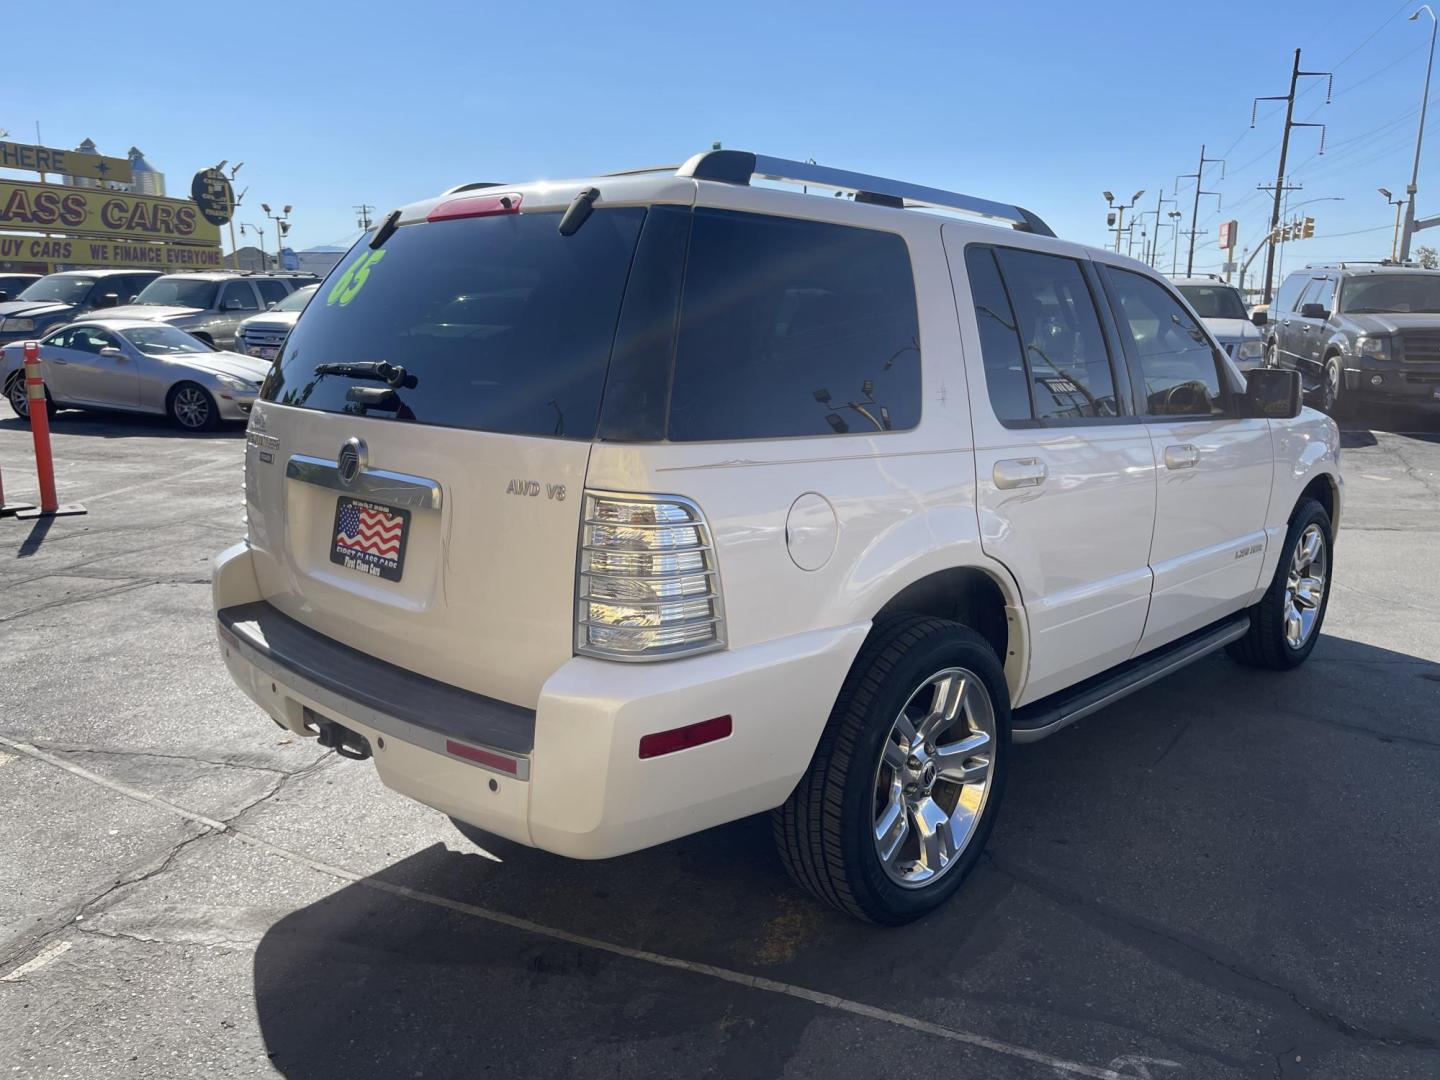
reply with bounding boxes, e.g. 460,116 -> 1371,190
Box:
243,194 -> 653,708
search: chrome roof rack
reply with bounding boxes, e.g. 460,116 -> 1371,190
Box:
674,149 -> 1056,237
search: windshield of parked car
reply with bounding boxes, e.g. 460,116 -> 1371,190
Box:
16,276 -> 96,305
1340,275 -> 1440,314
273,284 -> 318,312
119,325 -> 215,355
134,278 -> 219,309
1177,285 -> 1249,320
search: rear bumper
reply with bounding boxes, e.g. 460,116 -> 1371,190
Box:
213,542 -> 868,859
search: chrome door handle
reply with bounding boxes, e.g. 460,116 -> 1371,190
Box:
1164,444 -> 1200,470
993,458 -> 1048,490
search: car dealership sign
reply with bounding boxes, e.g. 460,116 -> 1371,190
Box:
0,234 -> 224,270
0,139 -> 133,184
0,178 -> 221,246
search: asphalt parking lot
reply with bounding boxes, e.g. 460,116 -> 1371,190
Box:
0,401 -> 1437,1080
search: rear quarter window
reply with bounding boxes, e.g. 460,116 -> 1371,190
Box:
665,209 -> 921,441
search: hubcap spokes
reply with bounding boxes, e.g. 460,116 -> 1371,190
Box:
872,668 -> 996,888
175,389 -> 208,428
9,379 -> 27,416
1284,524 -> 1327,649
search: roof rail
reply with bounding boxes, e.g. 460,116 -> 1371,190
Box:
1303,260 -> 1421,270
675,149 -> 1055,237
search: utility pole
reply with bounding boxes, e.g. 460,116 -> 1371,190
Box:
1253,49 -> 1332,303
1400,6 -> 1437,261
354,204 -> 375,230
1176,145 -> 1225,276
1138,189 -> 1178,268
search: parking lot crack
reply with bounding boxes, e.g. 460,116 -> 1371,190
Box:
26,740 -> 305,777
985,854 -> 1440,1052
0,578 -> 164,624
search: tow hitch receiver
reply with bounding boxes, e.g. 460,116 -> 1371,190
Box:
303,708 -> 372,760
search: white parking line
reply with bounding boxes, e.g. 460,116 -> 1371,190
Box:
0,734 -> 1178,1079
2,939 -> 72,981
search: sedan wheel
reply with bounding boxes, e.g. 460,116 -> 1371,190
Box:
6,372 -> 28,418
169,383 -> 218,432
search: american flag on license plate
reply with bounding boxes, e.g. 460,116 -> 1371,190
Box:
335,502 -> 404,559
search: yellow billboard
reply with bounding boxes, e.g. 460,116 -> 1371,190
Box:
0,234 -> 223,271
0,179 -> 221,246
0,140 -> 133,184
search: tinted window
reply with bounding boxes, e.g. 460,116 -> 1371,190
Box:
964,246 -> 1032,423
66,327 -> 118,354
221,282 -> 260,311
255,279 -> 291,305
666,210 -> 920,440
265,208 -> 645,439
1109,269 -> 1225,417
1176,284 -> 1248,320
993,248 -> 1118,420
1273,273 -> 1308,315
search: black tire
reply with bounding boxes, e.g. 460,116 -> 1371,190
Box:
167,381 -> 219,432
1320,355 -> 1351,419
1227,499 -> 1333,670
773,615 -> 1010,924
5,370 -> 55,421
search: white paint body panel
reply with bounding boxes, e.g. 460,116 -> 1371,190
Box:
215,171 -> 1342,860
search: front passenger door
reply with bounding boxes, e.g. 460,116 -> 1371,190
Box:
57,326 -> 140,407
1100,266 -> 1273,653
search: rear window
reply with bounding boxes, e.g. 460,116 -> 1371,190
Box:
263,208 -> 646,438
665,209 -> 920,440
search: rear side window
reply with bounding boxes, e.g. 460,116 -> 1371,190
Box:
263,208 -> 646,439
1303,276 -> 1336,312
666,210 -> 920,440
964,246 -> 1032,423
255,279 -> 291,305
973,246 -> 1119,421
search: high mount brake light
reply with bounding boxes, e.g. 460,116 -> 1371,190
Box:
427,192 -> 523,222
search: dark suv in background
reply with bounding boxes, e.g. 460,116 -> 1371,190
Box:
1266,263 -> 1440,416
0,269 -> 161,346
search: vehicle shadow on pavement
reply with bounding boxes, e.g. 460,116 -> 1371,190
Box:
0,411 -> 245,439
251,635 -> 1440,1079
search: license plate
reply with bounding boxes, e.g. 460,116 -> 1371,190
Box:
257,346 -> 278,360
330,496 -> 410,582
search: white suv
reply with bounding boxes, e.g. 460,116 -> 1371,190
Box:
214,151 -> 1341,924
1171,274 -> 1268,369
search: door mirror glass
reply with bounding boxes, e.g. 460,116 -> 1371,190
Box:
1251,308 -> 1268,326
99,346 -> 124,358
1244,367 -> 1301,419
1299,302 -> 1329,320
95,292 -> 121,309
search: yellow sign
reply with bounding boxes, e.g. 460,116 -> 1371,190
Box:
0,140 -> 133,184
0,179 -> 220,246
0,234 -> 223,271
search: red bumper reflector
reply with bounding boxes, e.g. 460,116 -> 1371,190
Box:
427,192 -> 523,222
638,715 -> 733,759
445,739 -> 519,774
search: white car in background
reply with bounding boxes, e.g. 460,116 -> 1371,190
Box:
1172,275 -> 1267,369
236,283 -> 320,361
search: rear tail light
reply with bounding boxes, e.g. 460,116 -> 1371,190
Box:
577,491 -> 725,660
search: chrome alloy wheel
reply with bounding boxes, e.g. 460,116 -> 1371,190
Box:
872,667 -> 996,888
1284,524 -> 1328,649
173,386 -> 211,429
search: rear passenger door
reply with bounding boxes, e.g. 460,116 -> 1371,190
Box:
946,230 -> 1157,705
1098,264 -> 1273,652
1294,274 -> 1335,379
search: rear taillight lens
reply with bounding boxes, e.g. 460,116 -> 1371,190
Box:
577,491 -> 725,660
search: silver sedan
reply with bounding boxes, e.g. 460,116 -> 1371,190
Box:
1,318 -> 273,431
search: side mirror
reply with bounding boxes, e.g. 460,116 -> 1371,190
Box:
95,292 -> 121,309
1244,367 -> 1301,419
1251,309 -> 1268,327
266,301 -> 277,310
99,346 -> 125,358
0,291 -> 8,302
1299,302 -> 1330,320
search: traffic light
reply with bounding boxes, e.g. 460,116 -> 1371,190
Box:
1302,216 -> 1315,239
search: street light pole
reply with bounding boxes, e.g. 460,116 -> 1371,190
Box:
1380,188 -> 1407,260
1400,5 -> 1437,263
261,203 -> 293,270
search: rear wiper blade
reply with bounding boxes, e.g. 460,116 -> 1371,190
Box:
313,360 -> 417,388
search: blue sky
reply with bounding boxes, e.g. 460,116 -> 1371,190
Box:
4,0 -> 1438,283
